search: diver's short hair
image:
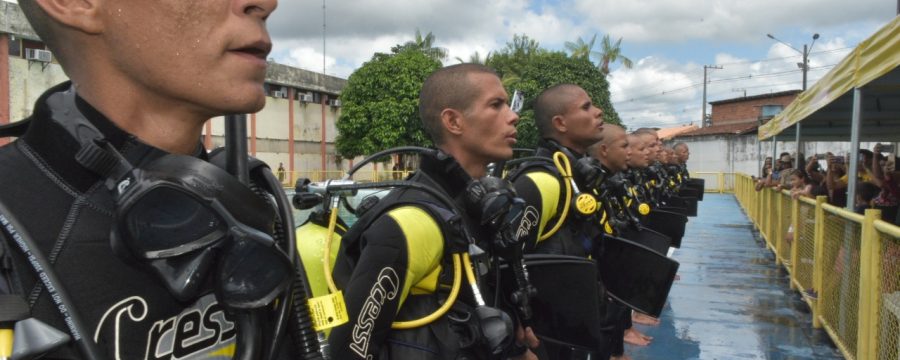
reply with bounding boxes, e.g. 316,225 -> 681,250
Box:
419,63 -> 498,145
533,84 -> 583,137
632,127 -> 658,136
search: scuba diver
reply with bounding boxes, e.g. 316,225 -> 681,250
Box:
323,64 -> 539,359
587,125 -> 664,356
504,84 -> 614,359
0,0 -> 327,359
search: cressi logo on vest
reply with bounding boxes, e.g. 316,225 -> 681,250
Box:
350,267 -> 400,358
95,294 -> 236,360
516,206 -> 539,240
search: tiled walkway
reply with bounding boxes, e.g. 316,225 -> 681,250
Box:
626,194 -> 843,360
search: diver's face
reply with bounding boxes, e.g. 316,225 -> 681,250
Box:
607,133 -> 631,172
458,72 -> 519,164
559,88 -> 604,151
627,136 -> 648,168
99,0 -> 278,118
641,134 -> 659,162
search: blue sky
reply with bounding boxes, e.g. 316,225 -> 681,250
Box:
267,0 -> 897,129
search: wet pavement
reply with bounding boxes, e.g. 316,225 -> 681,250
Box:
626,194 -> 844,360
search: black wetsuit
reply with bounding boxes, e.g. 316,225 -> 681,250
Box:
329,153 -> 513,359
0,83 -> 293,359
507,140 -> 613,358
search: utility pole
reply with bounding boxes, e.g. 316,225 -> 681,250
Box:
322,0 -> 326,76
767,33 -> 818,169
701,65 -> 723,128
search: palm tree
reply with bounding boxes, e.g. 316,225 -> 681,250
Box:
504,34 -> 541,60
391,28 -> 448,62
596,34 -> 633,74
455,51 -> 491,64
564,34 -> 597,61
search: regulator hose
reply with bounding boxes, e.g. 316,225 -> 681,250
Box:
0,201 -> 106,360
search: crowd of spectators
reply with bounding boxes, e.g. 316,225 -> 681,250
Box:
754,145 -> 900,224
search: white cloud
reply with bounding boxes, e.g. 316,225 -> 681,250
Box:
268,0 -> 575,76
262,0 -> 894,131
572,0 -> 891,43
610,57 -> 703,128
608,32 -> 861,129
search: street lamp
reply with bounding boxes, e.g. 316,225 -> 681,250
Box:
767,32 -> 819,169
766,33 -> 820,90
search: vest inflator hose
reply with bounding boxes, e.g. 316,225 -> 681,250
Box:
323,204 -> 341,294
391,254 -> 463,329
539,152 -> 574,241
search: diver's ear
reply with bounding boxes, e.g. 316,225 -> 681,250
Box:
441,108 -> 465,137
34,0 -> 104,35
551,114 -> 567,133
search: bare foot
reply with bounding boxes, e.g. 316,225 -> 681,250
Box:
632,312 -> 660,326
623,328 -> 651,346
674,273 -> 681,280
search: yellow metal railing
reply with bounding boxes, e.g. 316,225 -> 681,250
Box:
819,203 -> 864,359
733,173 -> 900,360
872,220 -> 900,360
776,189 -> 793,269
690,172 -> 735,193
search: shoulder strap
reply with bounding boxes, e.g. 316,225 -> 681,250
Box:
505,157 -> 558,183
340,174 -> 469,263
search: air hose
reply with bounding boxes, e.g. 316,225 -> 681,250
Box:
259,170 -> 323,359
0,201 -> 106,360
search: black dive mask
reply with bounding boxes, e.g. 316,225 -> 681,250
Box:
47,86 -> 293,310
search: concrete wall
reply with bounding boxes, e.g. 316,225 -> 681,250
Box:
1,2 -> 39,41
7,57 -> 68,121
677,134 -> 885,177
204,95 -> 364,179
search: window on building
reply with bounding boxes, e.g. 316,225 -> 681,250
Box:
266,84 -> 288,99
760,105 -> 784,118
8,35 -> 21,57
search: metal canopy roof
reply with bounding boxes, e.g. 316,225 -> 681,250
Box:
758,16 -> 900,141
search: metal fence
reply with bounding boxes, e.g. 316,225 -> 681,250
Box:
735,173 -> 900,360
690,172 -> 734,193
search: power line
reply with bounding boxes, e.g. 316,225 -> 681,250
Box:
612,47 -> 851,96
613,64 -> 836,104
714,47 -> 852,67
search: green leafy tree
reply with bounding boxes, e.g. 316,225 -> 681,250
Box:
335,50 -> 442,158
597,34 -> 634,74
489,49 -> 621,149
391,28 -> 448,62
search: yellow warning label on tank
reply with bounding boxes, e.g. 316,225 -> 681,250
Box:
639,203 -> 651,215
308,291 -> 349,331
575,193 -> 597,215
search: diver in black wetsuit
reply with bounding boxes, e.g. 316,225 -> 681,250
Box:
327,64 -> 539,360
588,125 -> 658,358
505,84 -> 613,359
